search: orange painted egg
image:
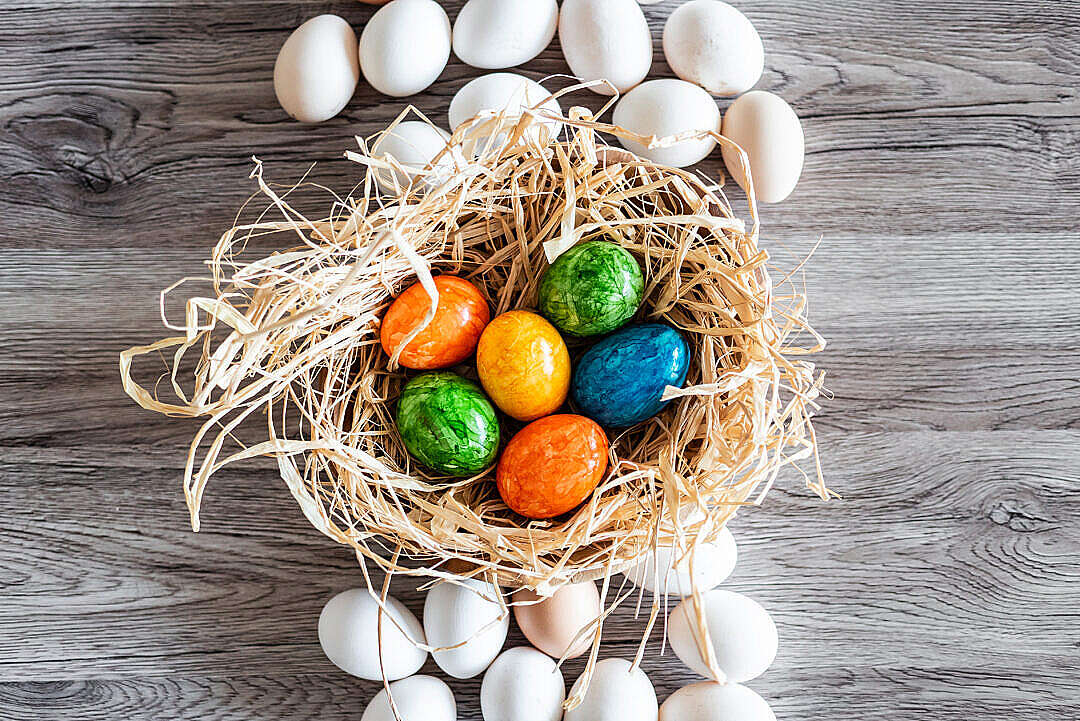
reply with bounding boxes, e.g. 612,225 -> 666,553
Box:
476,311 -> 570,421
497,414 -> 608,519
381,276 -> 490,370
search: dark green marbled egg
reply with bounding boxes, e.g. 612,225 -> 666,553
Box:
396,372 -> 499,476
538,240 -> 645,337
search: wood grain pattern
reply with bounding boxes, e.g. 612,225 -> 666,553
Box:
1,0 -> 1078,719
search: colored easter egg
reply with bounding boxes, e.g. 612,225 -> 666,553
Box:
381,275 -> 490,370
477,311 -> 571,421
571,324 -> 689,428
539,240 -> 645,337
396,372 -> 500,476
497,414 -> 608,519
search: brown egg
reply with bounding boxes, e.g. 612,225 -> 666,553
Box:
512,582 -> 601,659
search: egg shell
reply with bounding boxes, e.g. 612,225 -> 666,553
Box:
318,589 -> 427,681
613,79 -> 721,168
273,15 -> 359,123
424,577 -> 510,679
539,240 -> 644,337
449,73 -> 562,148
721,90 -> 805,204
396,372 -> 500,476
663,0 -> 764,97
477,310 -> 570,422
481,647 -> 566,721
571,323 -> 690,428
668,589 -> 778,683
624,526 -> 737,595
371,121 -> 452,193
559,0 -> 652,96
360,0 -> 451,97
361,675 -> 457,721
453,0 -> 559,70
497,414 -> 608,519
512,582 -> 600,660
659,682 -> 775,721
381,276 -> 490,369
564,658 -> 658,721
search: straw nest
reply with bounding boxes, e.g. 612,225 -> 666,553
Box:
120,86 -> 828,694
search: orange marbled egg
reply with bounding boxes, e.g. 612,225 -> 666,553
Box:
476,310 -> 570,422
497,414 -> 608,519
381,276 -> 490,370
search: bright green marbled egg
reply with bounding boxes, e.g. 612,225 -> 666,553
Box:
396,372 -> 499,476
538,240 -> 645,337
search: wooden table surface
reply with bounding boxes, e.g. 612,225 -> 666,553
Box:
3,1 -> 1078,719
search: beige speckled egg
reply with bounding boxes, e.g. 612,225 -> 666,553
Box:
512,582 -> 600,659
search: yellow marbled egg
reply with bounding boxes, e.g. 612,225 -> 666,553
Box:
477,310 -> 570,421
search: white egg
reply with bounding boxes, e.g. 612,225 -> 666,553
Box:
721,90 -> 805,203
317,589 -> 427,681
659,682 -> 775,721
668,590 -> 777,683
559,0 -> 652,95
360,0 -> 451,97
663,0 -> 764,97
361,675 -> 457,721
453,0 -> 559,70
612,79 -> 720,168
624,526 -> 737,595
371,121 -> 452,193
424,577 -> 510,679
564,658 -> 658,721
481,647 -> 566,721
449,73 -> 562,148
273,15 -> 359,123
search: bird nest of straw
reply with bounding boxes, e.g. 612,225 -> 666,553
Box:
120,95 -> 827,660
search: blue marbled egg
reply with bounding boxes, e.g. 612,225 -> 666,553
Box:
571,324 -> 690,428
